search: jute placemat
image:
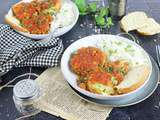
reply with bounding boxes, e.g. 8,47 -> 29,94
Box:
35,67 -> 113,120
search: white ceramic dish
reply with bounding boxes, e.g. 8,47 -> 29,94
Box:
7,0 -> 79,39
61,34 -> 152,100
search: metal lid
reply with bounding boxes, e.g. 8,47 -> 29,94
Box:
13,79 -> 40,100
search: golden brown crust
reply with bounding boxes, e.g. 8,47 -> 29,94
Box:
5,15 -> 28,33
116,66 -> 150,94
87,81 -> 99,94
119,20 -> 128,33
137,28 -> 160,36
137,18 -> 160,36
136,31 -> 152,36
117,79 -> 145,94
54,0 -> 61,11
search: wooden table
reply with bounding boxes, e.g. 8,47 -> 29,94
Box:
0,0 -> 160,120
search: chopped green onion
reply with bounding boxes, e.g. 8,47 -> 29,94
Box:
111,77 -> 118,85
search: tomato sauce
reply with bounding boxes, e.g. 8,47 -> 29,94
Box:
70,47 -> 130,94
70,47 -> 106,77
12,0 -> 57,34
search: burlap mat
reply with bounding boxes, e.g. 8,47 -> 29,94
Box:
35,67 -> 113,120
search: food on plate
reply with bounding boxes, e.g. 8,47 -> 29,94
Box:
5,0 -> 61,34
137,18 -> 160,35
120,11 -> 160,35
87,71 -> 114,95
53,3 -> 75,28
69,43 -> 150,95
70,47 -> 106,77
116,65 -> 150,94
120,11 -> 148,33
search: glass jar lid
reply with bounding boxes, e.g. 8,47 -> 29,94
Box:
13,79 -> 40,101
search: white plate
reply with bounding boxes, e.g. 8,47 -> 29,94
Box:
61,34 -> 152,100
8,0 -> 79,39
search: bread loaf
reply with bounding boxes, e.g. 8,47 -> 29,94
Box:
120,11 -> 160,35
120,11 -> 148,33
137,18 -> 160,35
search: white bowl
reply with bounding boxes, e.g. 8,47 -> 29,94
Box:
61,34 -> 152,100
8,0 -> 79,39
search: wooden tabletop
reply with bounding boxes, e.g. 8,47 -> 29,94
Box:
0,0 -> 160,120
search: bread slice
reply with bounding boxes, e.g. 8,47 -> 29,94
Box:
120,11 -> 148,32
5,9 -> 29,33
137,18 -> 160,35
116,65 -> 150,94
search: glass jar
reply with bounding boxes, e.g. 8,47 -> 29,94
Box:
108,0 -> 127,19
13,79 -> 41,115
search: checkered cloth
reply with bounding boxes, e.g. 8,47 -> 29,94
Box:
0,24 -> 63,73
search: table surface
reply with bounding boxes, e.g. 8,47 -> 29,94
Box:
0,0 -> 160,120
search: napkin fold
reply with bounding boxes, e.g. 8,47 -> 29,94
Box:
0,24 -> 63,73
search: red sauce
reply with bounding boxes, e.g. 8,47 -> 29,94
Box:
89,71 -> 112,85
70,47 -> 130,94
70,47 -> 106,77
112,72 -> 124,83
12,0 -> 58,34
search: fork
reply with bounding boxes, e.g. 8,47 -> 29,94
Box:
156,45 -> 160,67
155,44 -> 160,84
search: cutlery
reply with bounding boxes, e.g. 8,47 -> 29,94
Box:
156,45 -> 160,68
155,45 -> 160,84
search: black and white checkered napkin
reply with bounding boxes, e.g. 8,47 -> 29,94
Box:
0,24 -> 63,73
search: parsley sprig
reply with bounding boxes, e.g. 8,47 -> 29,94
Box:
74,0 -> 114,28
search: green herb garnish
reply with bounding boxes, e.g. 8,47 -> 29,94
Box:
106,17 -> 114,28
124,45 -> 135,53
108,49 -> 117,55
43,7 -> 56,16
74,0 -> 88,15
119,67 -> 126,75
115,41 -> 122,45
95,14 -> 105,26
88,2 -> 97,13
111,77 -> 118,85
106,66 -> 113,73
74,0 -> 114,28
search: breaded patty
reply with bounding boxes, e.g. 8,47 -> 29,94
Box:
70,47 -> 106,77
87,71 -> 114,95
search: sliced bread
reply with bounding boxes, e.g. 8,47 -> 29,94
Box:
116,65 -> 150,94
5,9 -> 29,33
137,18 -> 160,35
120,11 -> 148,32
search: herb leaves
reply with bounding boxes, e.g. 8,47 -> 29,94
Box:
74,0 -> 114,28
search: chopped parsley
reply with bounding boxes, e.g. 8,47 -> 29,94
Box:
124,45 -> 135,53
119,67 -> 126,75
111,77 -> 118,85
108,49 -> 117,55
115,41 -> 122,45
106,66 -> 113,73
